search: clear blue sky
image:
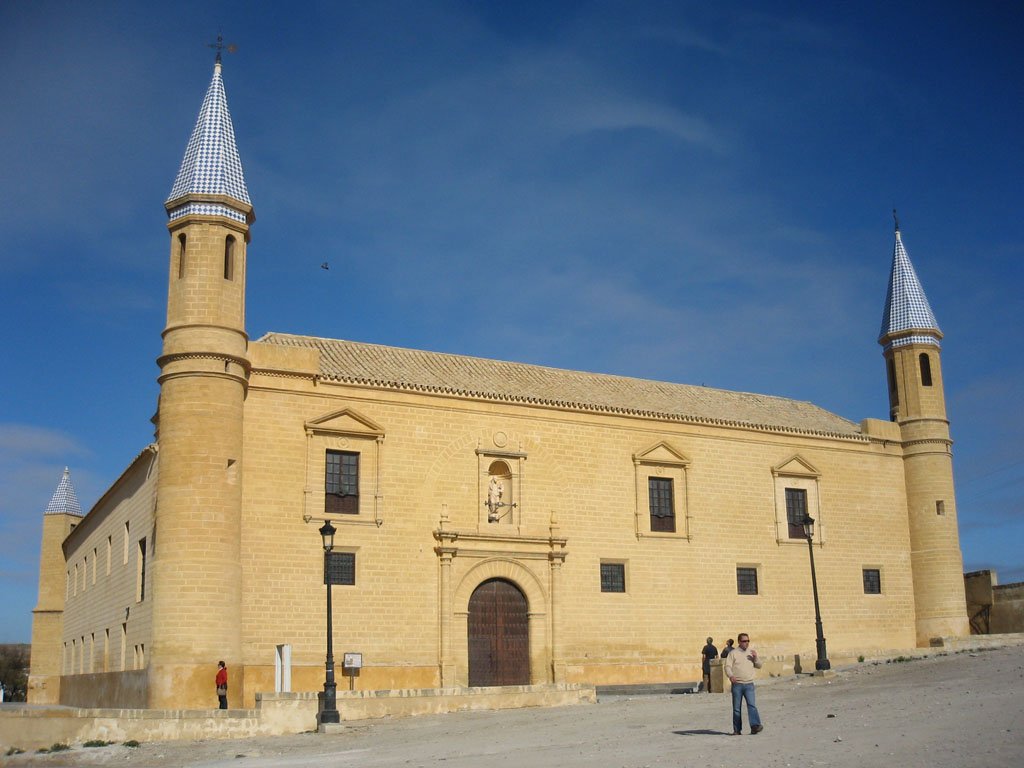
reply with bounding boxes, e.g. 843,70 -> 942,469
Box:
1,1 -> 1021,642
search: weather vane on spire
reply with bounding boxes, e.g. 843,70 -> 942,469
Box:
893,208 -> 900,233
207,32 -> 238,64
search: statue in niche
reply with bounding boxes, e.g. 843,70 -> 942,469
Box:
486,475 -> 515,522
488,477 -> 504,510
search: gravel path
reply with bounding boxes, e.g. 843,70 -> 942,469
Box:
7,646 -> 1022,768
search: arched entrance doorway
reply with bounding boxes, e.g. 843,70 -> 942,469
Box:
467,578 -> 530,686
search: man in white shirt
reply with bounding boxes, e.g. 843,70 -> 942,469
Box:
724,632 -> 763,735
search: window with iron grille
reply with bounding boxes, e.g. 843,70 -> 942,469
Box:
326,450 -> 359,514
325,551 -> 356,585
863,568 -> 881,594
648,477 -> 675,532
737,567 -> 758,595
600,563 -> 626,593
785,487 -> 808,539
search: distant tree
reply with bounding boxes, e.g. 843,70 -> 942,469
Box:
0,644 -> 30,702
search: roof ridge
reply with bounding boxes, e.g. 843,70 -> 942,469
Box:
258,331 -> 818,405
256,332 -> 861,439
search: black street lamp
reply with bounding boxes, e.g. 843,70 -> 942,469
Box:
801,515 -> 831,671
319,519 -> 340,725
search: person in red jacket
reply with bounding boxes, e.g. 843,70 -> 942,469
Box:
216,661 -> 228,709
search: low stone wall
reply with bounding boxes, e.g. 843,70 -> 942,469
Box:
0,706 -> 262,752
0,683 -> 596,752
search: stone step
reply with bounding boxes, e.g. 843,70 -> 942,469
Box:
596,682 -> 699,697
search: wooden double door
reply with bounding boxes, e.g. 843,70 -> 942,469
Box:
467,578 -> 530,687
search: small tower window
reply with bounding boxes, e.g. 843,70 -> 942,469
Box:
177,234 -> 187,278
919,353 -> 933,386
224,235 -> 236,280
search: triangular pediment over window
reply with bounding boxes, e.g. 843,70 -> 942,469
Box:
305,408 -> 384,438
634,441 -> 690,467
772,455 -> 820,478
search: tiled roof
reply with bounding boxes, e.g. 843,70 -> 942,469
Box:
44,467 -> 83,517
879,228 -> 940,350
258,333 -> 862,439
166,61 -> 250,222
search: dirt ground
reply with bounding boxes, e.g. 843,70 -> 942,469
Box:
5,646 -> 1022,768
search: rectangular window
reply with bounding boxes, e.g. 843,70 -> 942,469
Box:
936,500 -> 945,516
785,487 -> 808,539
104,628 -> 110,672
120,623 -> 127,671
737,567 -> 759,595
325,551 -> 356,585
88,633 -> 95,673
325,450 -> 360,515
648,477 -> 675,533
82,555 -> 88,592
73,564 -> 78,596
863,568 -> 882,594
106,535 -> 112,576
123,521 -> 130,565
600,562 -> 626,593
136,538 -> 147,602
92,547 -> 98,584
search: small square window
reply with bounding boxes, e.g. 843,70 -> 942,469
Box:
863,568 -> 881,594
600,563 -> 626,593
325,551 -> 356,585
737,567 -> 759,595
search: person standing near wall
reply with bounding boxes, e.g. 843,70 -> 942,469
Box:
724,633 -> 763,734
216,661 -> 228,710
700,637 -> 718,693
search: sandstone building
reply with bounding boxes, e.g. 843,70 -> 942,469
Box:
29,58 -> 969,709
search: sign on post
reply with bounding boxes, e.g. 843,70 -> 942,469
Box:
342,652 -> 362,690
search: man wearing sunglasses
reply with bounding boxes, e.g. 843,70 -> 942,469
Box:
724,633 -> 763,735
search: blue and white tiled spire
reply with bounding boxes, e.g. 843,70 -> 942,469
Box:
44,467 -> 83,516
166,60 -> 251,224
879,219 -> 941,351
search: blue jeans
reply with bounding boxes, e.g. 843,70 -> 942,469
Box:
731,682 -> 761,733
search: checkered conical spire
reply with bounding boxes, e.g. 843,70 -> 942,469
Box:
166,60 -> 251,224
879,223 -> 941,350
44,467 -> 83,516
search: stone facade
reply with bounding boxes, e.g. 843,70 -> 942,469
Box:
29,61 -> 970,711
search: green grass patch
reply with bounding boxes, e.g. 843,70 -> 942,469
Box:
122,739 -> 141,748
84,739 -> 115,747
36,743 -> 71,753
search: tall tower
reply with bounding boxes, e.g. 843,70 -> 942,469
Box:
28,468 -> 83,704
879,216 -> 969,645
150,52 -> 253,708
